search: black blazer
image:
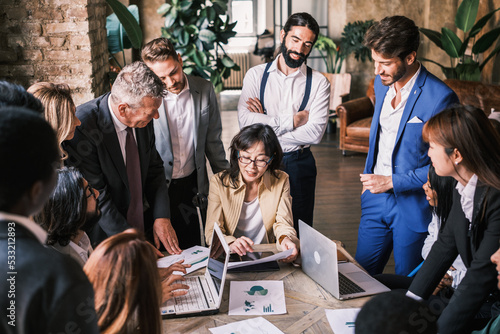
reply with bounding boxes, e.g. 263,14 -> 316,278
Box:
409,183 -> 500,333
64,93 -> 170,244
0,221 -> 98,333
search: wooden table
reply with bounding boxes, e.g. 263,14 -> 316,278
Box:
163,243 -> 370,333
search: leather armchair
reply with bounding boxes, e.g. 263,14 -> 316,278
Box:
444,79 -> 500,114
336,79 -> 375,154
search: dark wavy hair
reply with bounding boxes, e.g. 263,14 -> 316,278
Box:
33,167 -> 90,246
364,15 -> 420,61
220,123 -> 283,188
283,12 -> 320,45
428,165 -> 455,231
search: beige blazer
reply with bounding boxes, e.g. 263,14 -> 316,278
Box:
205,170 -> 298,249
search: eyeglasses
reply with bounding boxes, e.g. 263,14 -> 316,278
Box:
85,184 -> 97,199
237,152 -> 274,167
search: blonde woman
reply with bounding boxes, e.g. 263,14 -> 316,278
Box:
28,82 -> 81,161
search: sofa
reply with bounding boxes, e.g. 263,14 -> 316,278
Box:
336,78 -> 500,155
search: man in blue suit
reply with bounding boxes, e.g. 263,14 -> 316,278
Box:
355,16 -> 459,276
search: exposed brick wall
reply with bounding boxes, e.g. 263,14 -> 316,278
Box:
0,0 -> 108,106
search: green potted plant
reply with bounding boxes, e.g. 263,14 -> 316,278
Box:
420,0 -> 500,81
157,0 -> 240,93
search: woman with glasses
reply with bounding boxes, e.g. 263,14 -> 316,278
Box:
205,124 -> 298,262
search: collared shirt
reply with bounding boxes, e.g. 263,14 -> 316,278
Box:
68,232 -> 93,264
0,212 -> 47,244
374,64 -> 421,176
108,97 -> 137,165
456,174 -> 478,223
163,76 -> 196,179
238,54 -> 330,153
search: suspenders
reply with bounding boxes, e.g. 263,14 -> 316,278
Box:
259,62 -> 313,114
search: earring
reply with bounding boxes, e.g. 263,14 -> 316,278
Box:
455,161 -> 459,165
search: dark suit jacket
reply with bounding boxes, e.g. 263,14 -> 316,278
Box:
364,65 -> 459,233
0,220 -> 98,333
154,75 -> 229,196
409,184 -> 500,333
64,93 -> 170,244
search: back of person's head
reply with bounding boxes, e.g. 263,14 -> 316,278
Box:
0,80 -> 44,113
27,82 -> 76,160
221,123 -> 283,188
428,165 -> 455,229
423,105 -> 500,190
84,229 -> 161,334
283,12 -> 320,44
110,61 -> 166,108
355,291 -> 437,334
141,37 -> 178,63
364,15 -> 420,60
0,106 -> 59,214
33,167 -> 90,246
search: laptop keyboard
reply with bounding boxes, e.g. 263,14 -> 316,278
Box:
174,276 -> 210,312
338,272 -> 365,295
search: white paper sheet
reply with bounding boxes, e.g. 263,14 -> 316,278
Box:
227,248 -> 293,269
325,308 -> 360,334
209,317 -> 284,334
156,245 -> 209,275
228,281 -> 286,316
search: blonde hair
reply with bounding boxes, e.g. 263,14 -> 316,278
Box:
84,229 -> 162,334
27,82 -> 76,160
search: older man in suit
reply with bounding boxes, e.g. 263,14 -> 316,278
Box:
142,38 -> 229,249
355,16 -> 459,276
65,62 -> 181,254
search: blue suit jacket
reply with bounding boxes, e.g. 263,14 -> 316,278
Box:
364,65 -> 459,233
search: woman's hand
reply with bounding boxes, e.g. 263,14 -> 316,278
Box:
229,236 -> 254,256
158,260 -> 191,281
280,236 -> 298,263
161,274 -> 189,303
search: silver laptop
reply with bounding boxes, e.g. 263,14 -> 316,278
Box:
161,223 -> 230,317
299,220 -> 390,300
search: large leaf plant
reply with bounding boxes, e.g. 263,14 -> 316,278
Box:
420,0 -> 500,81
158,0 -> 240,93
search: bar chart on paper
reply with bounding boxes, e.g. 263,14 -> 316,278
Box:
263,304 -> 274,313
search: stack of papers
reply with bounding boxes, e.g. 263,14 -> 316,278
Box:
156,245 -> 209,275
209,317 -> 283,334
228,248 -> 293,269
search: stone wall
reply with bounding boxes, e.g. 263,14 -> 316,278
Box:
0,0 -> 108,106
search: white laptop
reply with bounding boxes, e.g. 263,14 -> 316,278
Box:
299,220 -> 390,300
161,223 -> 230,317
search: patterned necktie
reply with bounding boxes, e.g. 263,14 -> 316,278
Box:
125,127 -> 144,231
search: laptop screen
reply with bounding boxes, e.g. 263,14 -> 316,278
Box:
207,227 -> 227,296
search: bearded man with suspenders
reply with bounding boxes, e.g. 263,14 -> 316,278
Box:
238,12 -> 330,232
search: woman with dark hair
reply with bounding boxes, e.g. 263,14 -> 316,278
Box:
84,229 -> 189,334
407,105 -> 500,333
205,124 -> 298,262
34,167 -> 100,266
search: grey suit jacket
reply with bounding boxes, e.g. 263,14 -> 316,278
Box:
154,75 -> 229,196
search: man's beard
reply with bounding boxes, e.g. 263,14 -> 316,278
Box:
281,42 -> 308,69
380,63 -> 406,86
81,205 -> 102,232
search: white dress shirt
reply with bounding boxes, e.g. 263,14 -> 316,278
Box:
163,76 -> 196,179
374,64 -> 421,176
238,54 -> 330,153
108,98 -> 137,165
456,174 -> 478,223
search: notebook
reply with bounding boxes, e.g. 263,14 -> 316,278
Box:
161,223 -> 230,317
299,220 -> 390,300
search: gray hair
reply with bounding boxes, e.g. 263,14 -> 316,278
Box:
110,61 -> 166,107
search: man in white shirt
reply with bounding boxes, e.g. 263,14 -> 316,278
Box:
238,12 -> 330,231
65,62 -> 178,254
142,38 -> 229,249
355,16 -> 458,276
